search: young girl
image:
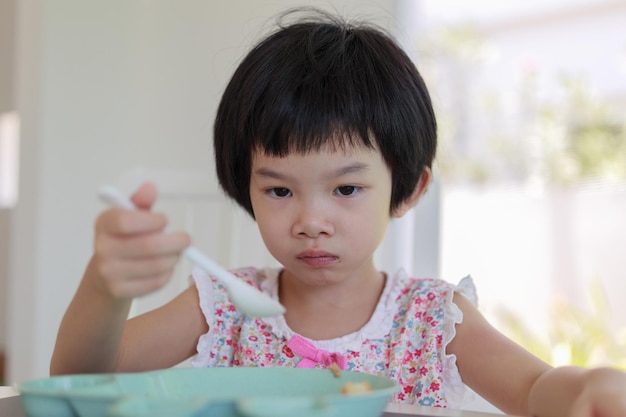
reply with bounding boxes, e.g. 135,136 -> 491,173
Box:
51,9 -> 626,417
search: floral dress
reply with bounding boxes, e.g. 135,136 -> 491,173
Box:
191,267 -> 477,408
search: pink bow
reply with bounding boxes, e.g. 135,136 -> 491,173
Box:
287,334 -> 348,370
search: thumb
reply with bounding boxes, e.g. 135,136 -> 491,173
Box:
131,182 -> 159,210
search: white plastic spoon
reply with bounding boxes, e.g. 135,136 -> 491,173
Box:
98,185 -> 286,317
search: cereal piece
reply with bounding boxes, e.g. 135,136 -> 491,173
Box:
328,362 -> 342,378
341,380 -> 373,395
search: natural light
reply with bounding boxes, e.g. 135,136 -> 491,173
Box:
419,0 -> 626,371
0,112 -> 19,208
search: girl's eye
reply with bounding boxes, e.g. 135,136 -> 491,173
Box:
268,187 -> 291,198
335,185 -> 361,196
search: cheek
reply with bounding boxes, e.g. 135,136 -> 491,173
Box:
345,201 -> 390,242
368,211 -> 391,243
368,194 -> 394,241
254,212 -> 286,252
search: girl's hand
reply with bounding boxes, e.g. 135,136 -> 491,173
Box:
91,182 -> 191,299
571,367 -> 626,417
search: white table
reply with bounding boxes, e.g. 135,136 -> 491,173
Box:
0,387 -> 16,399
385,403 -> 503,417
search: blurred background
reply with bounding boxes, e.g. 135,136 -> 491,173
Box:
1,0 -> 625,410
420,0 -> 626,372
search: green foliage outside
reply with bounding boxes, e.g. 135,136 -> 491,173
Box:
537,75 -> 626,185
419,26 -> 626,186
494,281 -> 626,370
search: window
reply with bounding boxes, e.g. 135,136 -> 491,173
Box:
0,111 -> 19,208
418,0 -> 626,369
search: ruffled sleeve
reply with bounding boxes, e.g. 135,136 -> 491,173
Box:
441,275 -> 478,407
190,266 -> 222,368
191,266 -> 255,368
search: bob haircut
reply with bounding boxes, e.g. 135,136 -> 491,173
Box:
214,9 -> 437,218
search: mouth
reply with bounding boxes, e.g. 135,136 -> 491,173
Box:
296,250 -> 339,268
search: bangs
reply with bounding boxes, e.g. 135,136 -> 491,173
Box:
244,21 -> 397,156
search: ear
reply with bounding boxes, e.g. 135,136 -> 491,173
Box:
391,167 -> 432,218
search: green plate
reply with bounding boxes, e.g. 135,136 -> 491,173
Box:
17,367 -> 398,417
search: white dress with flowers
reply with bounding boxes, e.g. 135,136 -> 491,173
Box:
191,266 -> 477,408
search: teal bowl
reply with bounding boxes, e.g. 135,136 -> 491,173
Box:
17,367 -> 399,417
17,374 -> 118,417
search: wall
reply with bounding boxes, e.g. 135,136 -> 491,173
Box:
0,0 -> 17,372
0,210 -> 9,351
0,0 -> 15,113
5,0 -> 411,385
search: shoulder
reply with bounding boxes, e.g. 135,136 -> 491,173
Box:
391,271 -> 476,310
388,272 -> 479,353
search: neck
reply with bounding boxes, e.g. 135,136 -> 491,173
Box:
278,267 -> 386,340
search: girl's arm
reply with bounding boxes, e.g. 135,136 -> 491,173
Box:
529,366 -> 626,417
50,257 -> 134,374
50,183 -> 200,374
449,293 -> 626,417
50,264 -> 207,374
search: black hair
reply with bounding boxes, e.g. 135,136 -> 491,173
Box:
214,8 -> 437,218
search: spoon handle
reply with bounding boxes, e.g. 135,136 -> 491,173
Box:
182,246 -> 238,286
98,185 -> 136,210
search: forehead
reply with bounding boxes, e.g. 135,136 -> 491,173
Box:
252,141 -> 382,165
250,141 -> 391,183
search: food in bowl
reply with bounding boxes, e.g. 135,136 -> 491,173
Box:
341,380 -> 373,394
326,362 -> 374,395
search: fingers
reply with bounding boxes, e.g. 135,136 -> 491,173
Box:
131,182 -> 158,210
96,208 -> 168,236
93,227 -> 191,298
92,228 -> 191,299
570,393 -> 626,417
96,230 -> 190,258
94,253 -> 182,299
568,397 -> 591,417
569,368 -> 626,417
90,182 -> 192,299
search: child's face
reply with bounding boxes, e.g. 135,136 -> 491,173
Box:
249,142 -> 394,283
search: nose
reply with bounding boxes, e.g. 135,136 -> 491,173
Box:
291,201 -> 334,238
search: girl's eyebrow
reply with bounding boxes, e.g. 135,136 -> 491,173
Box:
333,162 -> 370,177
253,167 -> 287,180
253,162 -> 370,180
